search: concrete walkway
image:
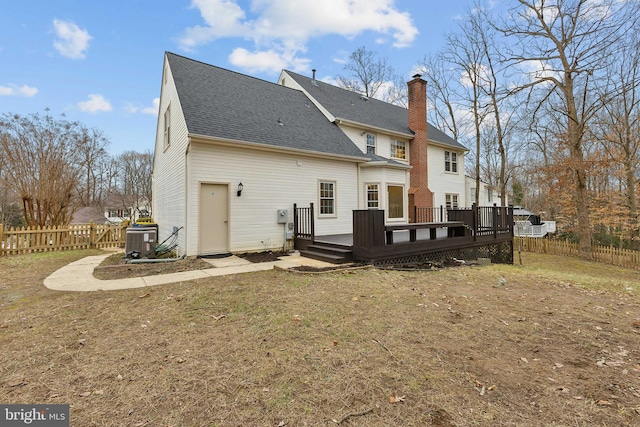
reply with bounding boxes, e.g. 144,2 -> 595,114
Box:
44,252 -> 334,292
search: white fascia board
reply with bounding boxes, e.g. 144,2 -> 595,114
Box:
428,138 -> 470,152
335,117 -> 414,140
359,160 -> 412,170
280,71 -> 336,122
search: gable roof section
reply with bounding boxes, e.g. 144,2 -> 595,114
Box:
166,53 -> 367,160
283,70 -> 468,151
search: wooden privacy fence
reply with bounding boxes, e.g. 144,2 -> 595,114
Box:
0,223 -> 126,256
516,237 -> 640,270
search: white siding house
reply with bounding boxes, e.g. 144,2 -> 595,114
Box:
153,53 -> 469,257
465,177 -> 507,207
152,61 -> 188,254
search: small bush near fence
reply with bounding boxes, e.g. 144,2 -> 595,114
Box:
0,223 -> 126,256
516,237 -> 640,270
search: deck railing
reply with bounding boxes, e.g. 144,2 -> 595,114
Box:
352,205 -> 514,263
514,221 -> 556,238
293,203 -> 314,243
414,206 -> 448,223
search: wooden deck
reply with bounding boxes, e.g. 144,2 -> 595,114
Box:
294,205 -> 514,265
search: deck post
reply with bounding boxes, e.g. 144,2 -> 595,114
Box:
353,209 -> 385,248
493,203 -> 498,239
309,203 -> 315,243
472,203 -> 478,242
293,203 -> 298,243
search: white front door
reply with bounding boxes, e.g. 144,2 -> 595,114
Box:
199,183 -> 229,255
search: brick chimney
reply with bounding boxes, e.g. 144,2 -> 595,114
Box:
408,74 -> 433,212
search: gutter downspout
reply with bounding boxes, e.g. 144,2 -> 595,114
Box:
184,138 -> 191,257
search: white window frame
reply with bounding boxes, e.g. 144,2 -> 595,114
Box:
445,150 -> 458,173
390,140 -> 406,160
366,133 -> 376,155
365,183 -> 380,208
318,180 -> 336,217
445,193 -> 459,209
487,187 -> 493,203
163,105 -> 171,151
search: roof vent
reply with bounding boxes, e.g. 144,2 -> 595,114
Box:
311,69 -> 318,86
360,95 -> 369,101
412,73 -> 422,79
277,118 -> 284,126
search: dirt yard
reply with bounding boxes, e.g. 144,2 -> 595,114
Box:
1,250 -> 639,426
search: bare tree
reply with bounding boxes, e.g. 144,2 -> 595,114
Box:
336,46 -> 406,104
499,0 -> 640,257
443,16 -> 488,205
416,53 -> 472,142
595,31 -> 640,248
115,150 -> 153,218
0,112 -> 87,227
76,125 -> 111,206
473,5 -> 514,206
0,152 -> 24,227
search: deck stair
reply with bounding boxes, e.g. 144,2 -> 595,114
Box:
299,241 -> 353,264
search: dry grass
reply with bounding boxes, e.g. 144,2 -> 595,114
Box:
1,250 -> 639,426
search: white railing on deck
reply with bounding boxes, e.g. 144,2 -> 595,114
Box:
514,221 -> 556,237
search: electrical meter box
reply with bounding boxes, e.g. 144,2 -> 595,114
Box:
125,226 -> 157,258
277,209 -> 288,224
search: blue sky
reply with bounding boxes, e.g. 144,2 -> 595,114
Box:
0,0 -> 501,155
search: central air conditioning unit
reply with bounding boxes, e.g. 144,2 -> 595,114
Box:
125,226 -> 157,258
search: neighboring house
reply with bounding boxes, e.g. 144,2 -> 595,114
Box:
72,195 -> 151,225
71,206 -> 109,225
464,177 -> 508,208
152,53 -> 469,256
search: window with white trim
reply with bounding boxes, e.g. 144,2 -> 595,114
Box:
487,188 -> 493,203
391,140 -> 406,159
163,105 -> 171,150
366,133 -> 376,155
366,184 -> 379,208
445,150 -> 457,173
445,193 -> 459,209
319,181 -> 336,215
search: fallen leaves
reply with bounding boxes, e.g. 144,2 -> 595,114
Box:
389,393 -> 405,403
473,379 -> 496,396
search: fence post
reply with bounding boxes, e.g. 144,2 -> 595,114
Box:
89,221 -> 96,249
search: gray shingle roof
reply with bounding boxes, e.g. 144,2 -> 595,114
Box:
284,70 -> 468,151
166,53 -> 367,159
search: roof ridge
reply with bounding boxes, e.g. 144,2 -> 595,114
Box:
283,69 -> 408,112
166,52 -> 301,94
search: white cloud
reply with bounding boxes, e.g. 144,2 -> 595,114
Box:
141,98 -> 160,115
77,94 -> 112,113
0,84 -> 38,97
229,47 -> 310,73
125,98 -> 160,115
53,19 -> 92,59
179,0 -> 418,73
520,60 -> 560,83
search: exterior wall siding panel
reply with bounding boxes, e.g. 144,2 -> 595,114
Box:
152,58 -> 189,255
187,142 -> 359,255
